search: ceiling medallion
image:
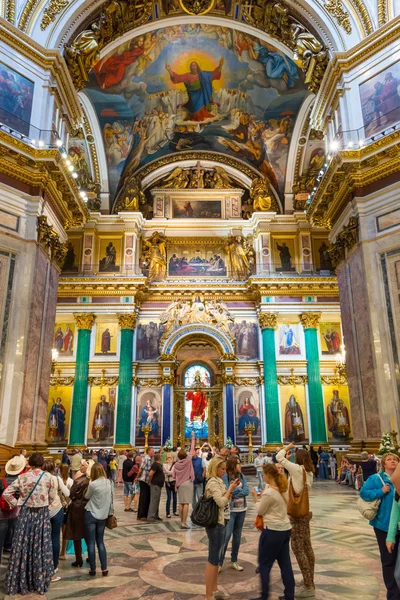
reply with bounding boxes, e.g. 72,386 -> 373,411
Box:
179,0 -> 215,14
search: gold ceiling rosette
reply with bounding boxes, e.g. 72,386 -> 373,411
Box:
179,0 -> 215,14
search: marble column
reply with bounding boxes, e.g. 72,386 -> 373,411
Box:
259,313 -> 281,444
69,313 -> 96,447
224,381 -> 236,443
161,371 -> 175,446
115,313 -> 136,448
299,312 -> 327,444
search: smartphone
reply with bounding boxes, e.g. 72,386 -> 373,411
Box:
254,487 -> 260,493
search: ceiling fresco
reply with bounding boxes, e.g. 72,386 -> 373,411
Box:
84,24 -> 310,205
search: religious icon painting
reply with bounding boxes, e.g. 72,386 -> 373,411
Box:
53,322 -> 75,357
319,322 -> 342,355
136,321 -> 162,360
46,387 -> 72,446
279,385 -> 309,443
95,323 -> 118,356
229,320 -> 259,359
184,365 -> 210,440
0,62 -> 34,136
136,389 -> 162,447
167,242 -> 227,277
312,238 -> 333,273
62,238 -> 82,273
98,238 -> 121,272
171,199 -> 222,219
235,388 -> 262,447
323,385 -> 352,441
278,323 -> 301,355
87,387 -> 116,446
359,61 -> 400,137
272,238 -> 296,272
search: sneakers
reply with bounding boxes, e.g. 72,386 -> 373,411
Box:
230,562 -> 243,571
295,587 -> 315,598
214,590 -> 231,599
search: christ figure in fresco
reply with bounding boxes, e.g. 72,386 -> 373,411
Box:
165,58 -> 224,122
186,389 -> 208,421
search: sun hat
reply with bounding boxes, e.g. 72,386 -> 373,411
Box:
5,455 -> 26,475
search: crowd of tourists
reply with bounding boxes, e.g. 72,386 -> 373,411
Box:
1,442 -> 400,600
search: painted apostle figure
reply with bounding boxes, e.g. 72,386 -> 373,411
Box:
92,394 -> 114,440
284,394 -> 305,442
326,390 -> 350,439
48,397 -> 67,440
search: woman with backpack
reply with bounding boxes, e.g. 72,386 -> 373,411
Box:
220,456 -> 249,572
204,456 -> 240,600
250,463 -> 295,600
360,453 -> 400,600
277,443 -> 315,598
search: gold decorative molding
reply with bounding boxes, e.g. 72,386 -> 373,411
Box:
220,352 -> 238,362
88,369 -> 119,387
6,0 -> 15,23
299,312 -> 321,329
18,0 -> 39,30
323,0 -> 352,33
116,313 -> 137,330
278,371 -> 308,385
221,373 -> 236,385
50,369 -> 75,387
235,377 -> 264,386
179,0 -> 214,14
378,0 -> 387,25
259,313 -> 278,329
321,372 -> 348,385
159,353 -> 176,362
161,374 -> 175,385
74,312 -> 96,330
328,216 -> 359,268
348,0 -> 373,34
135,378 -> 163,387
40,0 -> 69,29
37,216 -> 67,269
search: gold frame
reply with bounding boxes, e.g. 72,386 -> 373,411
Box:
173,385 -> 223,447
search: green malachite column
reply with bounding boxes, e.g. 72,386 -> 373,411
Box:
259,313 -> 281,444
69,313 -> 96,447
115,313 -> 136,447
300,312 -> 327,444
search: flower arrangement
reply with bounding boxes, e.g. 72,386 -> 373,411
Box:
378,432 -> 397,455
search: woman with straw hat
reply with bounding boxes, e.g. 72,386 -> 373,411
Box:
0,454 -> 26,562
2,452 -> 56,596
64,459 -> 94,567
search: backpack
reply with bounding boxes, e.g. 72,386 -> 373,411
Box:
192,456 -> 204,485
0,478 -> 17,513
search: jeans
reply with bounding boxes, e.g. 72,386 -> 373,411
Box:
166,483 -> 177,515
319,461 -> 328,480
192,483 -> 203,508
84,510 -> 107,572
206,523 -> 226,565
257,471 -> 264,490
374,527 -> 400,600
148,484 -> 162,521
0,518 -> 16,561
110,470 -> 117,483
258,528 -> 295,600
220,510 -> 246,565
138,481 -> 150,519
50,508 -> 65,569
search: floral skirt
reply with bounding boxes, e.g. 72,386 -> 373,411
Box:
4,506 -> 54,595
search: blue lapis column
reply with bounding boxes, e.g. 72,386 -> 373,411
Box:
159,357 -> 175,445
221,359 -> 237,444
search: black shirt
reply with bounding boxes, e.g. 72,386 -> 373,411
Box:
361,460 -> 377,482
122,459 -> 135,483
150,462 -> 165,487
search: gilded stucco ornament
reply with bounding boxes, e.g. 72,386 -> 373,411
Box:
250,177 -> 272,211
141,232 -> 167,282
258,313 -> 278,329
299,312 -> 321,329
74,313 -> 96,330
116,313 -> 137,329
114,176 -> 145,213
40,0 -> 69,30
179,0 -> 215,14
225,235 -> 255,280
323,0 -> 352,33
328,216 -> 359,268
158,163 -> 236,189
37,216 -> 68,269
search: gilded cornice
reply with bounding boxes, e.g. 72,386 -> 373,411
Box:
6,0 -> 15,22
259,313 -> 278,329
0,19 -> 82,127
308,132 -> 400,227
378,0 -> 387,25
0,131 -> 89,228
116,313 -> 137,329
74,312 -> 96,330
18,0 -> 39,30
348,0 -> 373,34
311,15 -> 400,129
299,311 -> 321,328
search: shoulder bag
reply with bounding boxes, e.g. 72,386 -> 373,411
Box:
106,480 -> 117,529
287,467 -> 310,518
357,474 -> 385,520
191,479 -> 219,528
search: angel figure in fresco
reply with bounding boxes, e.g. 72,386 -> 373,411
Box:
142,232 -> 167,281
165,58 -> 224,122
284,394 -> 305,442
48,397 -> 67,441
225,236 -> 251,280
279,324 -> 300,355
238,396 -> 260,434
92,394 -> 114,441
326,390 -> 350,439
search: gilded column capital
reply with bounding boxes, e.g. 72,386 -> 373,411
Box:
74,313 -> 96,330
299,312 -> 321,329
117,313 -> 137,330
259,313 -> 278,330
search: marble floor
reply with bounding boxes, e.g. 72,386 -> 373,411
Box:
0,480 -> 387,600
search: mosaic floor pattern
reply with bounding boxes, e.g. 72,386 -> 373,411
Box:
0,480 -> 387,600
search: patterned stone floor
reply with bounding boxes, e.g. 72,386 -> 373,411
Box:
0,480 -> 387,600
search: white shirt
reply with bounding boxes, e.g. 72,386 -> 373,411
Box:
276,449 -> 313,494
257,485 -> 291,531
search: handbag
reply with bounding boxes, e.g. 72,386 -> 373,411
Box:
253,514 -> 264,531
191,482 -> 219,528
106,514 -> 117,529
357,474 -> 385,520
287,468 -> 309,518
